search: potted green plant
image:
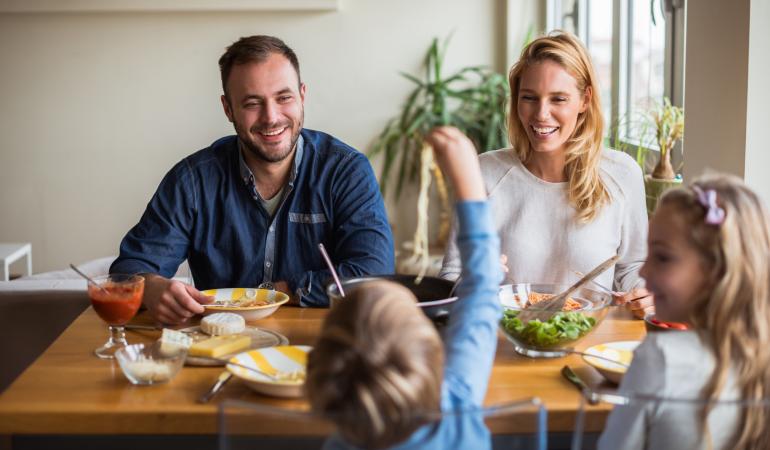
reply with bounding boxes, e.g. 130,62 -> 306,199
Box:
368,36 -> 509,277
609,97 -> 684,213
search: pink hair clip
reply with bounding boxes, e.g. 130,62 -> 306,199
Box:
692,185 -> 725,225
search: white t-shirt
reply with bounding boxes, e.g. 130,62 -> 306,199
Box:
439,148 -> 647,292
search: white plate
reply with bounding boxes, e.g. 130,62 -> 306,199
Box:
227,345 -> 311,398
582,340 -> 639,384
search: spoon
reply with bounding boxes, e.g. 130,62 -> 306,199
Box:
318,243 -> 345,298
69,263 -> 108,294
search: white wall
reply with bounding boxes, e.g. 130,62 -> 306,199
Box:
683,0 -> 770,204
0,0 -> 512,272
744,0 -> 770,202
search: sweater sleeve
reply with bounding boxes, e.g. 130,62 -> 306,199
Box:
612,157 -> 648,292
438,216 -> 461,282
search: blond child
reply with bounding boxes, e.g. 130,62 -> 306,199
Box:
599,174 -> 770,449
306,126 -> 502,449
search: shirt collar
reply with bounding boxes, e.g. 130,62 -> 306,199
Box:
238,133 -> 304,190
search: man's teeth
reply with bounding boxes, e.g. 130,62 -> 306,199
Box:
261,127 -> 285,136
532,126 -> 558,135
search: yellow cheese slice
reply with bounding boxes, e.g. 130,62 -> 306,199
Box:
189,334 -> 251,358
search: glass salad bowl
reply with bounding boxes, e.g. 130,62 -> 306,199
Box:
498,283 -> 612,358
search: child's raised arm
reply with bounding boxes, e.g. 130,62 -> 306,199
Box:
425,127 -> 486,202
425,126 -> 502,406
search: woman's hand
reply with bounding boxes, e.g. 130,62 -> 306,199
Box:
613,287 -> 654,319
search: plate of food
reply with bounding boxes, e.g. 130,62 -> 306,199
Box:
582,340 -> 639,384
227,345 -> 311,398
201,288 -> 289,321
177,312 -> 289,366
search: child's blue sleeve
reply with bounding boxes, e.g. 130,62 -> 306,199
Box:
443,200 -> 502,405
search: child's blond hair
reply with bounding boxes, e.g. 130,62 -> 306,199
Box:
658,173 -> 770,449
306,281 -> 444,449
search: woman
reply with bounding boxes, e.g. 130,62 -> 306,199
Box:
440,32 -> 651,315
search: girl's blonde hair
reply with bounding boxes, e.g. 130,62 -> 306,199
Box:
306,281 -> 444,449
508,31 -> 608,223
658,174 -> 770,449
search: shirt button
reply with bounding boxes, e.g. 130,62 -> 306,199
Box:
269,226 -> 274,232
265,262 -> 272,268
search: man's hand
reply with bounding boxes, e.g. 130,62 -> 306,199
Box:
500,254 -> 509,274
142,274 -> 213,325
613,287 -> 654,319
424,127 -> 486,201
273,281 -> 300,306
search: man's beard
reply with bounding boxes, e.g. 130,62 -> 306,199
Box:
238,116 -> 303,164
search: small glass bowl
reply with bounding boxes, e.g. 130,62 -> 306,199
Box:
498,283 -> 612,358
115,342 -> 187,385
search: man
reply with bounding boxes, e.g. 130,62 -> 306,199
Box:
111,35 -> 394,324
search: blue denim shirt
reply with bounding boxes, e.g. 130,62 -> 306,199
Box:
322,201 -> 503,450
110,129 -> 395,307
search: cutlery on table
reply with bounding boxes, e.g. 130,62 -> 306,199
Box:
198,371 -> 233,404
518,255 -> 619,323
561,365 -> 599,405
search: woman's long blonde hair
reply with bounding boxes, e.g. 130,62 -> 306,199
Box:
508,31 -> 608,223
659,174 -> 770,449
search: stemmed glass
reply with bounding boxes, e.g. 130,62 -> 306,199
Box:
87,274 -> 145,359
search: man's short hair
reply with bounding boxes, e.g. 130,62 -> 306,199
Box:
218,35 -> 301,97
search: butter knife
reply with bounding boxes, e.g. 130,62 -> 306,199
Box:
198,371 -> 233,404
561,365 -> 599,405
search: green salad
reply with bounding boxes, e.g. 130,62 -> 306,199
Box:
500,309 -> 596,348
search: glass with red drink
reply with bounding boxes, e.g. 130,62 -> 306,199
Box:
88,274 -> 144,359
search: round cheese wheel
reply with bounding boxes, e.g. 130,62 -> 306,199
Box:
201,312 -> 246,336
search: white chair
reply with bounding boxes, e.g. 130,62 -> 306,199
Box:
219,397 -> 547,450
571,388 -> 770,450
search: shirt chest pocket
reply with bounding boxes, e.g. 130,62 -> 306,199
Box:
289,212 -> 327,224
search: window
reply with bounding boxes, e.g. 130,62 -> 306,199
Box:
547,0 -> 686,172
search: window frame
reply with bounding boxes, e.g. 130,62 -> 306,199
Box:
546,0 -> 686,171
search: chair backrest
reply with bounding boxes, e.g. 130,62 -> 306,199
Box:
571,389 -> 770,450
219,397 -> 547,450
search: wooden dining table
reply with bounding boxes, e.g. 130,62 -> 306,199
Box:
0,302 -> 645,448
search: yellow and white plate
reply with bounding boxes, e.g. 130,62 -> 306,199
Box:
582,340 -> 639,384
227,345 -> 311,398
201,288 -> 289,321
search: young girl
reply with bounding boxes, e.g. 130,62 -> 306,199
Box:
599,174 -> 770,449
306,126 -> 502,449
439,31 -> 653,319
